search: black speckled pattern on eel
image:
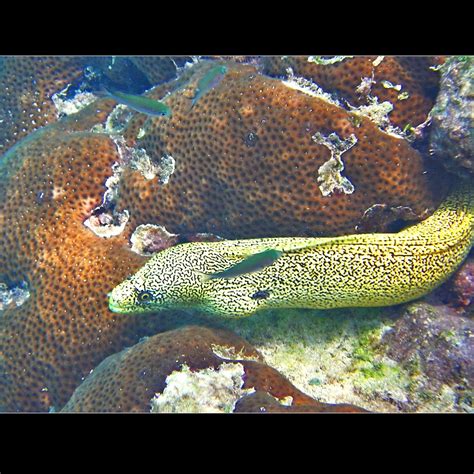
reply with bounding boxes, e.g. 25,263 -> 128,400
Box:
109,182 -> 474,317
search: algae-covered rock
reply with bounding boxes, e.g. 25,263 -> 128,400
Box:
220,304 -> 473,413
382,302 -> 474,412
430,56 -> 474,176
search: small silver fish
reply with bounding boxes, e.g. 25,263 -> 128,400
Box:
103,87 -> 171,117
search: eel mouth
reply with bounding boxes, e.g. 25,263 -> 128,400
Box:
107,290 -> 128,313
108,301 -> 125,313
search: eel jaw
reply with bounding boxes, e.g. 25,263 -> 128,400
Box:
108,299 -> 125,313
107,288 -> 134,314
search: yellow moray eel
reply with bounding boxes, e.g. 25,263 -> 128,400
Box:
109,182 -> 474,318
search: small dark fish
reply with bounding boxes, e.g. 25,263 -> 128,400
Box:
103,87 -> 171,117
205,248 -> 282,280
251,289 -> 270,300
191,65 -> 228,107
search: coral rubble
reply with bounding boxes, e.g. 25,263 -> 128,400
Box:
382,302 -> 474,411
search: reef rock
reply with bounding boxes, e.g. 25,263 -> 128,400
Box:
429,56 -> 474,177
382,302 -> 474,410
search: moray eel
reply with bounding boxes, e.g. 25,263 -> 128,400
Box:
109,182 -> 474,318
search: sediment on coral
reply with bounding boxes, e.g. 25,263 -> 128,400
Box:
220,302 -> 473,413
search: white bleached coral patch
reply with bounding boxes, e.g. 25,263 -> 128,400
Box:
210,344 -> 261,362
104,104 -> 135,135
349,96 -> 394,128
307,56 -> 353,65
356,75 -> 376,96
52,86 -> 98,118
84,209 -> 129,238
113,136 -> 175,184
381,80 -> 402,92
373,56 -> 385,67
282,68 -> 340,106
0,281 -> 30,311
313,131 -> 357,196
130,224 -> 178,256
348,97 -> 408,139
83,159 -> 130,239
128,149 -> 175,184
150,362 -> 255,413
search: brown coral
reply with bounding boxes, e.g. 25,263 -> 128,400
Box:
0,56 -> 195,158
0,59 -> 447,412
261,55 -> 445,129
118,62 -> 444,239
0,111 -> 179,411
61,325 -> 366,412
0,56 -> 87,154
234,391 -> 367,413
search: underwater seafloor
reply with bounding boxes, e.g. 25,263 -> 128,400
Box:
0,55 -> 473,413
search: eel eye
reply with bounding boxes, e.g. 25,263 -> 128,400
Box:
137,290 -> 154,304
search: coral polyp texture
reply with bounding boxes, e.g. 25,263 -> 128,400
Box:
117,62 -> 444,239
0,56 -> 195,156
61,326 -> 366,412
0,56 -> 87,154
0,124 -> 154,410
0,56 -> 467,412
261,56 -> 445,129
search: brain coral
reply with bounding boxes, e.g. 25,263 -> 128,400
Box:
261,56 -> 445,129
61,325 -> 366,412
0,59 -> 448,412
117,62 -> 444,239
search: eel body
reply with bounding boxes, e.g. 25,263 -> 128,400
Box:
109,183 -> 474,317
